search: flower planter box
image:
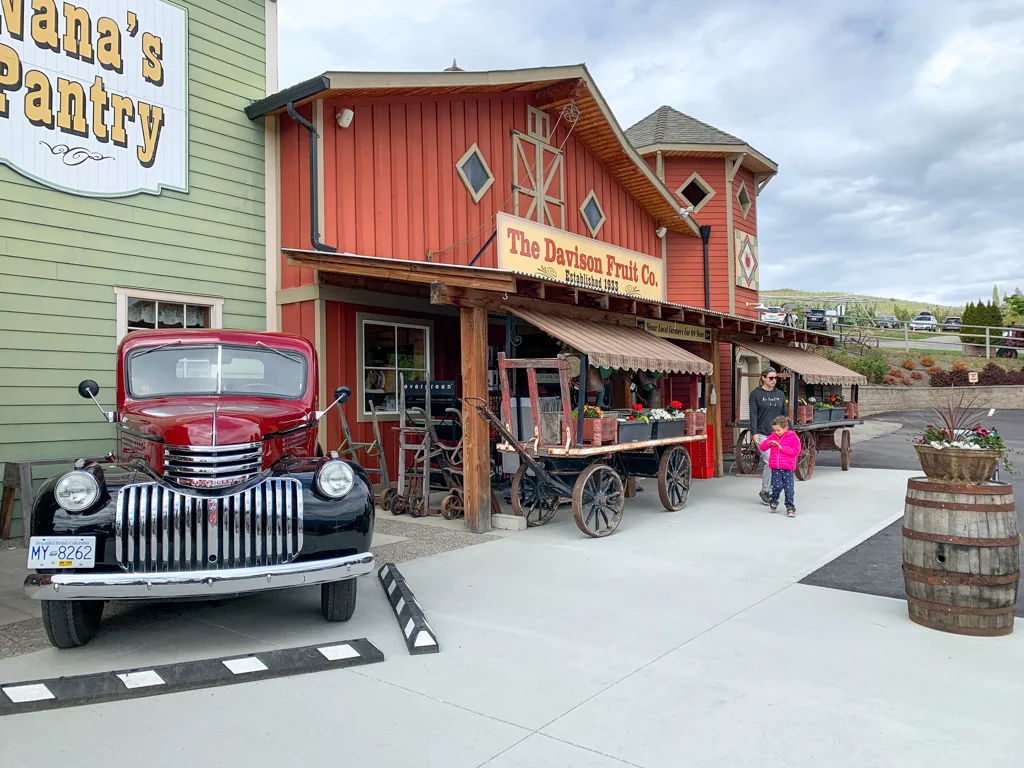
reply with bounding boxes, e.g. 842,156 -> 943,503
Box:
581,416 -> 618,446
651,419 -> 686,440
812,408 -> 832,423
844,402 -> 859,420
617,420 -> 652,444
796,405 -> 813,425
914,444 -> 1001,485
829,408 -> 847,422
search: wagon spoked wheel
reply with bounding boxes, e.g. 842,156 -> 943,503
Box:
441,494 -> 463,520
840,429 -> 851,471
572,463 -> 624,538
734,429 -> 761,475
796,433 -> 817,481
389,493 -> 408,516
657,446 -> 692,511
511,464 -> 560,527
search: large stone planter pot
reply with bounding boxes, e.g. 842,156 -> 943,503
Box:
913,444 -> 1001,485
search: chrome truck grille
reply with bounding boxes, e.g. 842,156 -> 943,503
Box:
114,479 -> 303,573
163,442 -> 263,490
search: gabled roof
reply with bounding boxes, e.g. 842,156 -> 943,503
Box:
626,105 -> 777,175
245,65 -> 701,235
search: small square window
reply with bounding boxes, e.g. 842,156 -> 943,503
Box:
736,182 -> 752,218
677,173 -> 715,213
579,190 -> 606,236
456,143 -> 495,203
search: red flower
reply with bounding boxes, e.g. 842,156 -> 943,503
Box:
626,415 -> 636,421
670,400 -> 682,409
631,403 -> 644,412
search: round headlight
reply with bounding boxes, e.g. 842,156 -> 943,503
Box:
316,460 -> 355,499
55,471 -> 100,512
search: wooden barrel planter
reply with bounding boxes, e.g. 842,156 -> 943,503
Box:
902,478 -> 1020,636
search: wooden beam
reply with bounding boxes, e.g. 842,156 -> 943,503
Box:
460,305 -> 491,534
286,252 -> 517,293
533,79 -> 586,110
727,153 -> 746,182
710,331 -> 725,478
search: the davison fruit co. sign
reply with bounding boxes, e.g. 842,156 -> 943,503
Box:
496,212 -> 666,302
0,0 -> 187,197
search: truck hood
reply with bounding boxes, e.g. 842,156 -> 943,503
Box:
120,399 -> 312,447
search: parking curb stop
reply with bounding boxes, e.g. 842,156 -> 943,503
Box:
378,563 -> 439,655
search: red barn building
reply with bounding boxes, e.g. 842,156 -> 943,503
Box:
245,64 -> 811,529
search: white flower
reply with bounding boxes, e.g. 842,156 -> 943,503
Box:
648,409 -> 672,420
926,441 -> 980,450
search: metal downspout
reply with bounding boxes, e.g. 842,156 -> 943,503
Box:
286,102 -> 336,253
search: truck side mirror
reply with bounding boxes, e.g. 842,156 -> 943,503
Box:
78,379 -> 115,423
78,380 -> 100,399
316,385 -> 352,420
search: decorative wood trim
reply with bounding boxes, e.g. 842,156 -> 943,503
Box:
579,189 -> 606,237
756,173 -> 774,195
455,142 -> 496,204
676,172 -> 715,214
314,297 -> 327,453
631,142 -> 779,174
526,105 -> 551,143
727,153 -> 745,182
277,284 -> 321,305
725,158 -> 736,315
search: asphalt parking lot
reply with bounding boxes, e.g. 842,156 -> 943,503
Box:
804,409 -> 1024,614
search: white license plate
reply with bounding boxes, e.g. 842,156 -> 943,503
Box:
27,536 -> 97,569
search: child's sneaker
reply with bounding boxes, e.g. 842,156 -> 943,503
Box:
769,502 -> 778,514
786,507 -> 796,518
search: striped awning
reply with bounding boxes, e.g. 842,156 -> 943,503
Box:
737,342 -> 867,385
510,308 -> 713,375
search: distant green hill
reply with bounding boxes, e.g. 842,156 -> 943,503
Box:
760,289 -> 964,321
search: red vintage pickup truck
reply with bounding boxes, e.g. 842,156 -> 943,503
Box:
24,329 -> 375,648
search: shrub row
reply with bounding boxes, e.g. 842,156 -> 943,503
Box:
929,363 -> 1024,387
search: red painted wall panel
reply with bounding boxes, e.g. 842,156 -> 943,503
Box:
277,94 -> 663,271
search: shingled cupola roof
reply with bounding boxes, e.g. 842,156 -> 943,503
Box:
625,105 -> 777,175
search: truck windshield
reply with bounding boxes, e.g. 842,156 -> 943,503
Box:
127,345 -> 307,400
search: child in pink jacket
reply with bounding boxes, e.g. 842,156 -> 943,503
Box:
758,415 -> 801,517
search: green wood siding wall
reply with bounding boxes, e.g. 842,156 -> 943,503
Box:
0,0 -> 268,538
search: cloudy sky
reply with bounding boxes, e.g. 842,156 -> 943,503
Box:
277,0 -> 1024,306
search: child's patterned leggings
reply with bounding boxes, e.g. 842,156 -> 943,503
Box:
770,469 -> 795,509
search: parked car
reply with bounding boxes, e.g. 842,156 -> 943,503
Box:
805,308 -> 831,330
876,315 -> 898,329
760,306 -> 787,324
942,316 -> 962,332
909,314 -> 938,332
23,329 -> 375,648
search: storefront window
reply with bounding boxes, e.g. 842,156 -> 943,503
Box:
361,319 -> 431,415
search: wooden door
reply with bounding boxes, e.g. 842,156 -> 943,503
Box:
512,131 -> 565,228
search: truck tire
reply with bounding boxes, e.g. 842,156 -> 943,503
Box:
320,579 -> 357,622
41,600 -> 104,648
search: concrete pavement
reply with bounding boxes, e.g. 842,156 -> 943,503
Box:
2,467 -> 1020,767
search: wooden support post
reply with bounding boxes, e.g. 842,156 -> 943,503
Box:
460,306 -> 491,533
710,334 -> 725,478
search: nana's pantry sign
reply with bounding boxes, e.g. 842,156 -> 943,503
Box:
0,0 -> 186,197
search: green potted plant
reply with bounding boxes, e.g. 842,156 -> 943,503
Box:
617,404 -> 652,443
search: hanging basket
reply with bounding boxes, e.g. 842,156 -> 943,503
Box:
913,444 -> 1001,485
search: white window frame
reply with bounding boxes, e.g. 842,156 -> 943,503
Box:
355,313 -> 434,422
114,287 -> 224,343
527,105 -> 551,143
735,181 -> 752,218
676,172 -> 715,213
455,142 -> 495,204
579,189 -> 606,237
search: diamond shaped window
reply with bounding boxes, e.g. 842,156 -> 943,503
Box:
736,182 -> 752,218
677,173 -> 715,213
579,190 -> 606,236
456,143 -> 495,203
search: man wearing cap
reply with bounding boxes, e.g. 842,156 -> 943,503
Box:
749,367 -> 788,505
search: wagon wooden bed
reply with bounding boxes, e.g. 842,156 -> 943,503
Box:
465,353 -> 707,538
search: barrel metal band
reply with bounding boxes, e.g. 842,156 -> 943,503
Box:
908,611 -> 1014,637
904,497 -> 1016,513
906,595 -> 1018,617
907,478 -> 1013,495
902,562 -> 1020,586
901,527 -> 1021,547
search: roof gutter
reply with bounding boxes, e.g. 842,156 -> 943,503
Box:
286,102 -> 336,253
244,75 -> 331,120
